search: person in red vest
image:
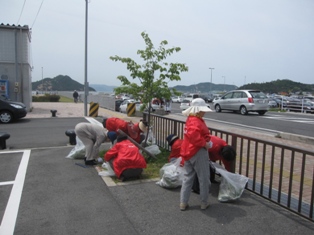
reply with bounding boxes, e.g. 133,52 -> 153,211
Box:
166,134 -> 184,164
208,135 -> 236,172
102,117 -> 148,144
104,135 -> 147,181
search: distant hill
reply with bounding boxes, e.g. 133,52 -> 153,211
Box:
32,75 -> 95,91
238,79 -> 314,94
171,82 -> 238,94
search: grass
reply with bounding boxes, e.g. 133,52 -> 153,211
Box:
59,96 -> 74,102
99,146 -> 169,182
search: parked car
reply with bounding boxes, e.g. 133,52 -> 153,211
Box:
185,93 -> 199,102
118,99 -> 140,113
213,90 -> 269,115
115,99 -> 124,111
171,96 -> 183,103
268,99 -> 278,108
180,99 -> 191,110
0,96 -> 27,123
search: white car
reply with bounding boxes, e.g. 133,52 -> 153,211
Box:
180,99 -> 191,110
119,99 -> 141,113
171,96 -> 183,103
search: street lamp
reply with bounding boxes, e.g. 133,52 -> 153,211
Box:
41,67 -> 44,93
84,0 -> 89,116
209,67 -> 214,95
222,76 -> 225,91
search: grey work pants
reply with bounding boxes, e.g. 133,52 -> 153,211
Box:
180,148 -> 210,205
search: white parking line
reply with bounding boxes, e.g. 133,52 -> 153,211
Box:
0,181 -> 14,186
0,150 -> 30,235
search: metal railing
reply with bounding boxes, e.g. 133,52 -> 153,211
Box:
145,112 -> 314,221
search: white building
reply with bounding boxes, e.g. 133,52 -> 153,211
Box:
0,23 -> 32,110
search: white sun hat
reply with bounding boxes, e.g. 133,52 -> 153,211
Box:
182,98 -> 212,116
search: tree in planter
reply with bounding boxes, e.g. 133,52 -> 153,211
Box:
110,32 -> 188,145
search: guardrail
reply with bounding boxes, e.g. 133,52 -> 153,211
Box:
145,112 -> 314,221
287,101 -> 314,114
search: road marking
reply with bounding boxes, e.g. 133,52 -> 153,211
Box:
261,115 -> 314,124
0,181 -> 14,186
0,150 -> 30,235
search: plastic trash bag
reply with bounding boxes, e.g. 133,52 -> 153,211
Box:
156,157 -> 185,189
215,166 -> 249,202
66,137 -> 85,159
145,144 -> 161,155
98,162 -> 116,177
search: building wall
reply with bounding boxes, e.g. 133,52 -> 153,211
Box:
0,24 -> 32,110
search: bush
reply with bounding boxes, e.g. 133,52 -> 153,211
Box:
32,94 -> 60,102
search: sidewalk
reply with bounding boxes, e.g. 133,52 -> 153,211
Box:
28,101 -> 141,122
12,102 -> 314,234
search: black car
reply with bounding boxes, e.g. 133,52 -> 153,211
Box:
115,99 -> 124,112
0,96 -> 27,123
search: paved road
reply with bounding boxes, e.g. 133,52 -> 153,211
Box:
170,102 -> 314,138
1,115 -> 314,234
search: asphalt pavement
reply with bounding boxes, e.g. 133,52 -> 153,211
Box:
0,103 -> 313,234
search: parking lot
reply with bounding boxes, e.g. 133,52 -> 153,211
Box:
1,104 -> 314,234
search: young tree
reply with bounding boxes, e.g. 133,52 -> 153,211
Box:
110,32 -> 188,145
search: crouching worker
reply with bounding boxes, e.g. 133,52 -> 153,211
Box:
208,135 -> 236,173
166,134 -> 184,165
102,117 -> 148,144
192,136 -> 236,193
104,135 -> 147,181
75,122 -> 109,166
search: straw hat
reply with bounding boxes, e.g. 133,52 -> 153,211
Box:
182,98 -> 212,116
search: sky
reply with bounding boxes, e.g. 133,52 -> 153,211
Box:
2,0 -> 314,88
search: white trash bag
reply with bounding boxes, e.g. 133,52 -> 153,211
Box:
145,144 -> 161,155
66,136 -> 86,159
156,157 -> 185,189
215,167 -> 249,202
98,162 -> 116,177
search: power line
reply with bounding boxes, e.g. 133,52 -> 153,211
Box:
31,0 -> 45,29
17,0 -> 27,25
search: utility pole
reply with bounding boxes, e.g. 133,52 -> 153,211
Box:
209,67 -> 214,96
41,67 -> 44,93
84,0 -> 89,116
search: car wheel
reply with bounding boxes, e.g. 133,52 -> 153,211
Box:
240,106 -> 248,115
0,111 -> 13,123
258,111 -> 266,115
215,104 -> 221,112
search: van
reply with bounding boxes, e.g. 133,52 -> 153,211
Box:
185,93 -> 199,101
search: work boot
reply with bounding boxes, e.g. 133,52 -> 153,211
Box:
180,203 -> 189,211
85,160 -> 97,166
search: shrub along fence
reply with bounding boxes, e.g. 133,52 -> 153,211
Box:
144,112 -> 314,221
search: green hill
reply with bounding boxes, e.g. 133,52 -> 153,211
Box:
32,75 -> 95,92
238,79 -> 314,94
171,79 -> 314,95
171,82 -> 237,93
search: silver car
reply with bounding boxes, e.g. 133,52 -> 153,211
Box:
213,90 -> 269,115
